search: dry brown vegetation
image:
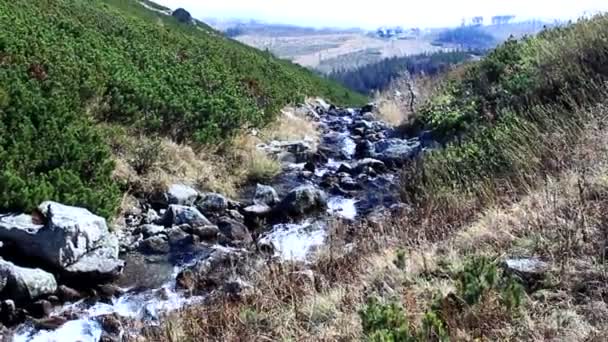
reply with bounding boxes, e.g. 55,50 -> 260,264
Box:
139,99 -> 608,341
109,107 -> 319,213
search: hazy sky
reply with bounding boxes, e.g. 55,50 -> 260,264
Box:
156,0 -> 608,28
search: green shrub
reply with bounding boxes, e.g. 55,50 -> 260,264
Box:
455,256 -> 524,310
0,0 -> 365,216
394,249 -> 407,270
405,15 -> 608,207
360,297 -> 413,342
360,297 -> 450,342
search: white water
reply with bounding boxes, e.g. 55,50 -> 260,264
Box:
259,221 -> 326,261
327,197 -> 358,220
12,246 -> 243,342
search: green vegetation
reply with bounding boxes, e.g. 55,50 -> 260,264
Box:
0,0 -> 364,216
405,15 -> 608,207
329,51 -> 477,94
360,297 -> 449,341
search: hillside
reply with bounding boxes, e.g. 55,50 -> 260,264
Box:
142,14 -> 608,341
0,0 -> 364,217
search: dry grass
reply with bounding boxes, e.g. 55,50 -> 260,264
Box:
374,73 -> 445,127
108,106 -> 322,206
139,103 -> 608,341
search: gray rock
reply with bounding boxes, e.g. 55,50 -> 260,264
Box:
217,217 -> 253,245
254,184 -> 279,206
0,259 -> 57,302
57,285 -> 83,302
353,158 -> 387,174
191,225 -> 220,240
197,193 -> 229,215
503,257 -> 549,289
143,209 -> 160,224
167,184 -> 199,206
167,227 -> 193,247
243,204 -> 272,217
140,236 -> 170,255
0,202 -> 123,281
140,224 -> 165,238
374,138 -> 421,164
64,241 -> 124,282
276,185 -> 327,217
159,205 -> 212,227
28,299 -> 53,318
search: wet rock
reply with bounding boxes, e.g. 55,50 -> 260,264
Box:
360,103 -> 376,114
167,184 -> 199,206
228,209 -> 244,222
98,313 -> 122,336
140,235 -> 170,255
140,224 -> 165,238
362,112 -> 376,121
374,138 -> 421,165
253,184 -> 279,206
27,299 -> 53,318
336,163 -> 353,174
303,161 -> 316,173
276,185 -> 328,217
175,269 -> 196,292
355,140 -> 375,159
354,158 -> 387,174
0,300 -> 24,326
178,249 -> 246,294
142,209 -> 160,225
57,285 -> 83,302
191,225 -> 220,240
257,240 -> 275,256
97,284 -> 124,300
158,205 -> 212,227
339,176 -> 361,191
167,227 -> 194,247
0,202 -> 123,282
243,204 -> 272,216
0,259 -> 57,303
32,315 -> 67,330
217,217 -> 253,245
503,257 -> 549,289
197,193 -> 229,216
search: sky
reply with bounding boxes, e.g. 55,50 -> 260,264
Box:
155,0 -> 608,29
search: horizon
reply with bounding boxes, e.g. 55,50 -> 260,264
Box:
155,0 -> 608,29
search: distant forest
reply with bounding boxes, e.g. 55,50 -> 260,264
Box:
329,50 -> 481,94
434,26 -> 497,49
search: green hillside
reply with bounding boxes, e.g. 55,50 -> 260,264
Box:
0,0 -> 365,217
405,14 -> 608,207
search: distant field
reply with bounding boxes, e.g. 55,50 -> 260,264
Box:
237,33 -> 447,73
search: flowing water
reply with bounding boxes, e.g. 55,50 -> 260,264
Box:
12,103 -> 423,341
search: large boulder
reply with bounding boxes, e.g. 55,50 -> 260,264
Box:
158,205 -> 212,227
373,138 -> 421,165
167,184 -> 199,206
197,193 -> 229,216
275,185 -> 327,217
217,217 -> 252,245
253,184 -> 279,206
0,202 -> 123,282
0,259 -> 57,303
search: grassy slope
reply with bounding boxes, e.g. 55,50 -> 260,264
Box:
405,15 -> 608,209
0,0 -> 365,217
146,15 -> 608,341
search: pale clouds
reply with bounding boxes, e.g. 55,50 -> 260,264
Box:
155,0 -> 608,28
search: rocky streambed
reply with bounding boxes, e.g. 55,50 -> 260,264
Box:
1,100 -> 432,341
